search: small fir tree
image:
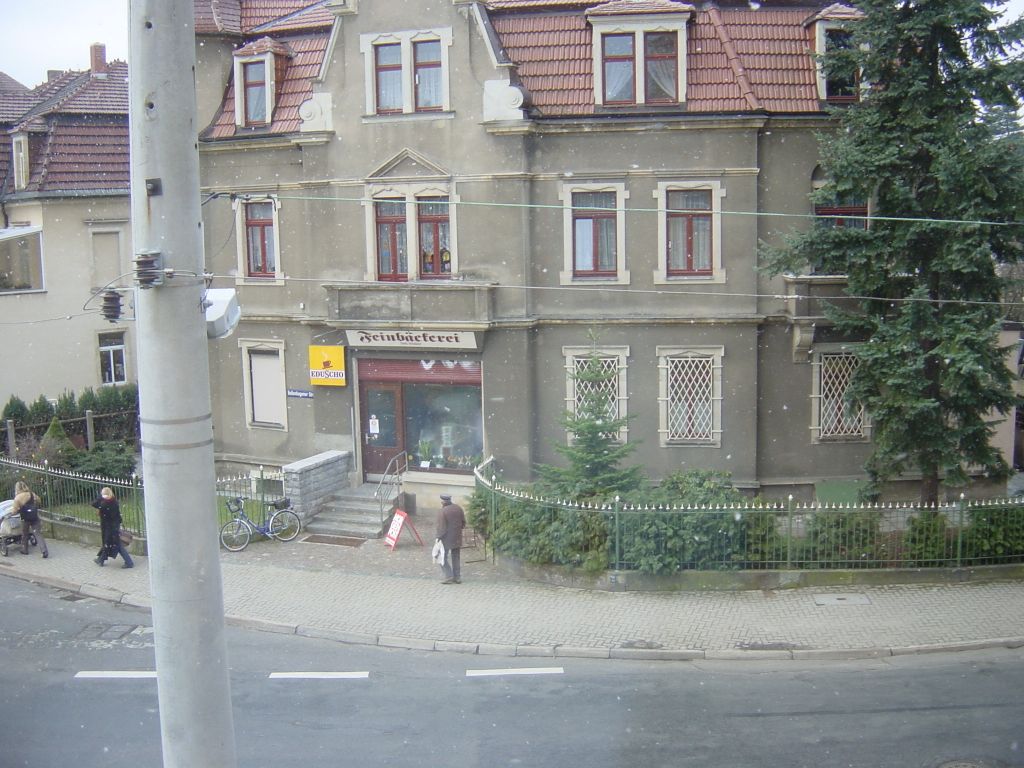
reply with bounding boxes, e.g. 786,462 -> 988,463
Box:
536,353 -> 645,502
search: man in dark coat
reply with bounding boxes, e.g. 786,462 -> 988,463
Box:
435,493 -> 465,584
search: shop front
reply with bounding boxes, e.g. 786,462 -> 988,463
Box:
347,330 -> 483,481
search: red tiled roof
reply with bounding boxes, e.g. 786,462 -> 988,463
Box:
241,0 -> 329,32
588,0 -> 695,15
31,117 -> 130,193
195,0 -> 243,35
254,2 -> 334,33
490,3 -> 822,116
202,31 -> 330,139
0,59 -> 129,197
236,36 -> 294,57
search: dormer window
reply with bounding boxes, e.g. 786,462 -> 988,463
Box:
807,4 -> 865,103
242,60 -> 269,124
12,133 -> 29,191
588,5 -> 691,107
822,27 -> 859,102
232,39 -> 292,128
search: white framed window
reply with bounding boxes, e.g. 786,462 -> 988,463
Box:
563,345 -> 629,443
232,196 -> 283,284
812,346 -> 869,442
589,13 -> 690,107
233,53 -> 276,127
0,226 -> 44,293
657,346 -> 723,447
363,182 -> 459,281
12,133 -> 29,191
653,180 -> 727,284
98,332 -> 127,385
239,339 -> 287,430
814,22 -> 861,103
560,182 -> 629,285
360,29 -> 453,117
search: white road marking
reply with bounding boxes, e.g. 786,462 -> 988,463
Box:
466,667 -> 564,678
268,671 -> 370,679
75,670 -> 157,679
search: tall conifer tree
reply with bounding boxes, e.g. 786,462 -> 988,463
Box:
768,0 -> 1024,504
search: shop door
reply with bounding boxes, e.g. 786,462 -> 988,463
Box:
360,382 -> 404,476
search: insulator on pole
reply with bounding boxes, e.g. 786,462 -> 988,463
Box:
100,290 -> 123,321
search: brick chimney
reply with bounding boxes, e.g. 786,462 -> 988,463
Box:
90,43 -> 108,75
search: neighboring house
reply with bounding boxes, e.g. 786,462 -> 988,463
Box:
192,0 -> 1017,500
0,45 -> 133,406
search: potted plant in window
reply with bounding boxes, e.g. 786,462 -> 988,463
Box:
416,440 -> 434,468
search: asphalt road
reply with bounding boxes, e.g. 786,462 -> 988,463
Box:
2,578 -> 1022,768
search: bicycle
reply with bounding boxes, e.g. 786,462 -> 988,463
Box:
219,496 -> 301,552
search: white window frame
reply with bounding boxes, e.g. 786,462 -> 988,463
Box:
657,345 -> 723,448
590,15 -> 689,106
814,21 -> 861,102
360,28 -> 454,117
233,53 -> 276,127
89,227 -> 124,289
239,338 -> 288,430
12,133 -> 29,191
0,226 -> 44,293
232,195 -> 283,285
653,180 -> 727,284
560,182 -> 630,286
811,344 -> 870,443
362,182 -> 459,281
98,331 -> 128,386
562,345 -> 630,443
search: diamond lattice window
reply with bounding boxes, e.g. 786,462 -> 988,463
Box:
819,352 -> 865,438
573,356 -> 620,423
667,354 -> 713,441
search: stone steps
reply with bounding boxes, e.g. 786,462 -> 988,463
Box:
303,485 -> 397,539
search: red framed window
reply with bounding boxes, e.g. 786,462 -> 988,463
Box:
815,202 -> 868,229
375,43 -> 403,114
242,60 -> 268,125
602,34 -> 635,104
414,40 -> 442,111
572,192 -> 617,278
244,202 -> 275,277
666,190 -> 712,276
644,32 -> 677,103
375,199 -> 408,281
417,197 -> 451,278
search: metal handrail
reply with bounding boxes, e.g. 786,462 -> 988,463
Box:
374,451 -> 408,524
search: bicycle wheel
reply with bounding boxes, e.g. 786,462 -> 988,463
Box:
268,509 -> 300,541
220,519 -> 251,551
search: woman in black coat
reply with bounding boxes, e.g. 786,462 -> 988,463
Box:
92,487 -> 134,568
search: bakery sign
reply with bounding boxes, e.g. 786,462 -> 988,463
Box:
308,345 -> 347,386
345,330 -> 477,350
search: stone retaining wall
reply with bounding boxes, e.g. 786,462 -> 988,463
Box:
282,450 -> 351,522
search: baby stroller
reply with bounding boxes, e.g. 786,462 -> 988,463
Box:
0,499 -> 37,556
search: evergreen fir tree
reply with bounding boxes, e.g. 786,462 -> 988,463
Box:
767,0 -> 1024,504
536,353 -> 645,502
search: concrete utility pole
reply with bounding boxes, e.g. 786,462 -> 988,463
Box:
128,1 -> 237,765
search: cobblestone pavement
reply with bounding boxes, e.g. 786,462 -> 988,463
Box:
3,535 -> 1024,660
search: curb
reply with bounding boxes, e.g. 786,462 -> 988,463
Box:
3,567 -> 1024,662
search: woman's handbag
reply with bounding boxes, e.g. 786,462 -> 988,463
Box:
119,529 -> 133,546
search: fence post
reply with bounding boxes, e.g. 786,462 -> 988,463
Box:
956,493 -> 965,568
614,495 -> 621,571
85,410 -> 96,451
258,465 -> 265,520
5,419 -> 14,456
132,472 -> 141,535
786,494 -> 794,569
489,475 -> 497,565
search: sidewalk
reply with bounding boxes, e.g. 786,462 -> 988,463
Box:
3,534 -> 1024,660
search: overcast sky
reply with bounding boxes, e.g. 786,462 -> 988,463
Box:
3,0 -> 1024,88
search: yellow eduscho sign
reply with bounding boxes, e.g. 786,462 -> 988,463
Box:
308,345 -> 347,386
